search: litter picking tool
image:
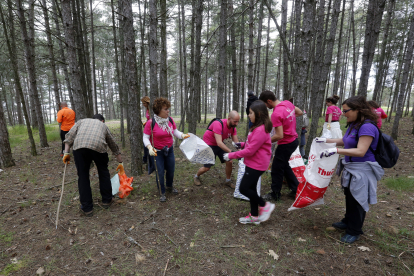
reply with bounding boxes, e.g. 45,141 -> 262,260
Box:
150,120 -> 162,197
56,163 -> 67,229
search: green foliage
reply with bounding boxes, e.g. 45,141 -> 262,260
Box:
7,124 -> 60,148
0,261 -> 26,275
384,177 -> 414,192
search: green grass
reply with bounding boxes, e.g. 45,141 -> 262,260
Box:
384,177 -> 414,192
0,260 -> 26,275
7,123 -> 60,148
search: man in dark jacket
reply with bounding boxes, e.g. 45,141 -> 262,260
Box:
246,91 -> 258,128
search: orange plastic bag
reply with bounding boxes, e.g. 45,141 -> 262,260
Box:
118,173 -> 134,198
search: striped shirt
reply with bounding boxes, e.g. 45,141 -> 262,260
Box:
63,118 -> 120,156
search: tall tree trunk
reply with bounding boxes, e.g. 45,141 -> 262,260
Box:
247,0 -> 254,92
90,0 -> 98,114
0,91 -> 15,168
41,0 -> 61,112
159,0 -> 168,98
372,0 -> 395,102
121,0 -> 143,176
350,0 -> 357,97
306,0 -> 341,154
111,0 -> 125,147
229,0 -> 238,113
189,0 -> 203,133
357,0 -> 387,97
239,0 -> 246,121
17,0 -> 49,148
254,0 -> 264,94
388,41 -> 407,122
294,0 -> 315,137
391,14 -> 414,140
149,0 -> 159,108
281,0 -> 289,99
216,0 -> 227,118
187,0 -> 196,125
51,0 -> 74,110
262,16 -> 271,91
332,0 -> 346,96
60,0 -> 87,119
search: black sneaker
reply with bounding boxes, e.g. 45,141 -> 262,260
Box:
160,194 -> 166,202
166,187 -> 178,194
262,192 -> 281,202
332,221 -> 347,230
287,190 -> 297,199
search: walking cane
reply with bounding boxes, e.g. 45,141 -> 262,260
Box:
150,120 -> 162,196
56,163 -> 67,229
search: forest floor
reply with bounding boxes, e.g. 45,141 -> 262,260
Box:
1,116 -> 414,276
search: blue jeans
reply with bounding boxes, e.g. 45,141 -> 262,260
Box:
152,146 -> 175,194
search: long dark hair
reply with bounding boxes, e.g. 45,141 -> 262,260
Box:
249,101 -> 273,133
367,100 -> 380,109
342,96 -> 378,130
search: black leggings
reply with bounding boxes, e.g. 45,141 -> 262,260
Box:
239,166 -> 266,216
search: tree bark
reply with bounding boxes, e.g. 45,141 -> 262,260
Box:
121,0 -> 143,175
350,0 -> 357,97
0,91 -> 15,168
41,0 -> 61,112
281,0 -> 289,99
229,0 -> 238,113
254,0 -> 264,94
262,16 -> 271,91
239,0 -> 246,121
391,14 -> 414,140
306,0 -> 341,154
149,0 -> 159,107
90,0 -> 98,114
247,0 -> 254,92
216,0 -> 227,118
357,0 -> 387,97
111,0 -> 125,147
159,0 -> 168,98
60,0 -> 87,119
17,0 -> 49,148
332,0 -> 346,96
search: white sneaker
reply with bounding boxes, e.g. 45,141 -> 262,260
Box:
258,202 -> 275,222
239,213 -> 260,225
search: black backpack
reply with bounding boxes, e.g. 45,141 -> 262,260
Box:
354,122 -> 399,168
151,117 -> 173,130
206,118 -> 234,133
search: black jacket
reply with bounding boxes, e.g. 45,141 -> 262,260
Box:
246,95 -> 258,114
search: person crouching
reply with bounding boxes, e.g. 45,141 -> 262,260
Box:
143,98 -> 190,202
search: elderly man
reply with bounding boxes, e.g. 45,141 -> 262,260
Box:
57,102 -> 75,156
194,110 -> 240,188
62,114 -> 123,217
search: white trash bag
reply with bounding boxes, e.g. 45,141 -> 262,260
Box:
321,128 -> 332,139
111,174 -> 120,196
288,139 -> 339,211
234,159 -> 261,201
179,133 -> 215,164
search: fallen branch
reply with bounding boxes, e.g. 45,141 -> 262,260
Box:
0,205 -> 12,216
151,227 -> 177,247
220,245 -> 245,248
140,213 -> 156,224
163,258 -> 170,276
124,234 -> 144,250
398,251 -> 414,275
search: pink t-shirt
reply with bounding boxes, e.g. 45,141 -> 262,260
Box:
203,119 -> 237,146
271,101 -> 298,145
373,107 -> 387,129
145,110 -> 150,120
325,105 -> 342,122
228,125 -> 271,171
143,118 -> 177,149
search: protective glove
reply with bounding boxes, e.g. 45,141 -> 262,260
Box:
232,141 -> 242,149
147,145 -> 157,156
315,137 -> 326,143
181,133 -> 190,139
116,163 -> 125,175
62,152 -> 70,164
223,153 -> 230,162
320,148 -> 338,158
327,123 -> 331,130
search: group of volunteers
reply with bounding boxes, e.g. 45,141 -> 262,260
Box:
58,89 -> 388,244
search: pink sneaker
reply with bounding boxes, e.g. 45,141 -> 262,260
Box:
239,213 -> 260,225
259,202 -> 275,222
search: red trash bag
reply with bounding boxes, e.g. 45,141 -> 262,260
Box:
118,173 -> 133,198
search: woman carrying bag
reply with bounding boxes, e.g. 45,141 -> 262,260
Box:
141,96 -> 151,164
317,96 -> 384,244
143,98 -> 190,202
